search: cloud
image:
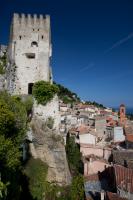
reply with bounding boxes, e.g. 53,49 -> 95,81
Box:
104,32 -> 133,54
79,62 -> 95,72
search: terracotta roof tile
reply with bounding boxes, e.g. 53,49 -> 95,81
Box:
114,164 -> 133,193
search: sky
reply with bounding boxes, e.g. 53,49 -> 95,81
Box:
0,0 -> 133,108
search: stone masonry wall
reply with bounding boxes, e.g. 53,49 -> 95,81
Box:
7,13 -> 52,94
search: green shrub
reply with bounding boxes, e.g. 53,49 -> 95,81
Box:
24,158 -> 48,200
22,95 -> 33,114
66,135 -> 83,175
32,81 -> 59,105
0,63 -> 5,74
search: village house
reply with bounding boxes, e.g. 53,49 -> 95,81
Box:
84,156 -> 110,176
59,103 -> 69,112
113,149 -> 133,169
95,116 -> 106,137
80,143 -> 112,161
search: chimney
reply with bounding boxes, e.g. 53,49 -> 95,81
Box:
89,157 -> 93,164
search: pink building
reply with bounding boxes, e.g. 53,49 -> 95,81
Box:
80,143 -> 112,160
84,158 -> 110,176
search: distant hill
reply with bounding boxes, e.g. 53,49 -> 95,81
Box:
84,101 -> 106,109
53,82 -> 80,104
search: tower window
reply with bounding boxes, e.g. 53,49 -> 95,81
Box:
19,36 -> 22,40
28,83 -> 34,94
33,29 -> 34,31
25,53 -> 35,59
31,41 -> 38,47
42,35 -> 44,39
38,29 -> 39,31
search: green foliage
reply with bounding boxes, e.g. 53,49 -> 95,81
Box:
70,175 -> 84,200
33,81 -> 59,105
0,180 -> 9,199
66,135 -> 83,175
85,100 -> 106,108
0,63 -> 5,74
24,158 -> 72,200
0,54 -> 6,74
22,95 -> 33,114
24,158 -> 48,200
54,82 -> 80,103
62,96 -> 73,104
44,183 -> 71,200
0,135 -> 21,170
0,101 -> 15,138
0,92 -> 27,143
0,91 -> 28,199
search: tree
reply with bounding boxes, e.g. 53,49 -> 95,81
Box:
0,92 -> 28,199
0,101 -> 15,138
0,92 -> 27,143
66,135 -> 83,175
70,175 -> 84,200
53,82 -> 80,103
0,135 -> 21,171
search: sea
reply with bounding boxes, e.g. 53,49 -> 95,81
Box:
113,107 -> 133,115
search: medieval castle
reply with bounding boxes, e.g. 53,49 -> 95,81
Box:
6,13 -> 52,94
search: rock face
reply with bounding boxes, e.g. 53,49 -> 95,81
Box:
33,95 -> 60,130
30,116 -> 71,185
28,96 -> 71,185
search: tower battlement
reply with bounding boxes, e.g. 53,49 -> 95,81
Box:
13,13 -> 50,27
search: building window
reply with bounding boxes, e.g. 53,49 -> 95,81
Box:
28,83 -> 34,94
19,36 -> 22,40
42,35 -> 44,39
31,41 -> 38,47
25,53 -> 35,59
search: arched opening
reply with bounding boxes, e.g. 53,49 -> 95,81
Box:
19,36 -> 22,40
28,83 -> 34,94
31,41 -> 38,47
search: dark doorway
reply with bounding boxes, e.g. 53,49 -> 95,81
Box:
28,83 -> 34,94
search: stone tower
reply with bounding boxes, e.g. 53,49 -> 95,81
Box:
120,104 -> 126,126
7,13 -> 52,94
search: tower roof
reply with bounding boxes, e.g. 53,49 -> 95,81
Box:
120,104 -> 125,107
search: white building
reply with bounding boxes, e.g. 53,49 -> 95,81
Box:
113,126 -> 125,143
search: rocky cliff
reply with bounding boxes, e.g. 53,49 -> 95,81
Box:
29,116 -> 71,185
